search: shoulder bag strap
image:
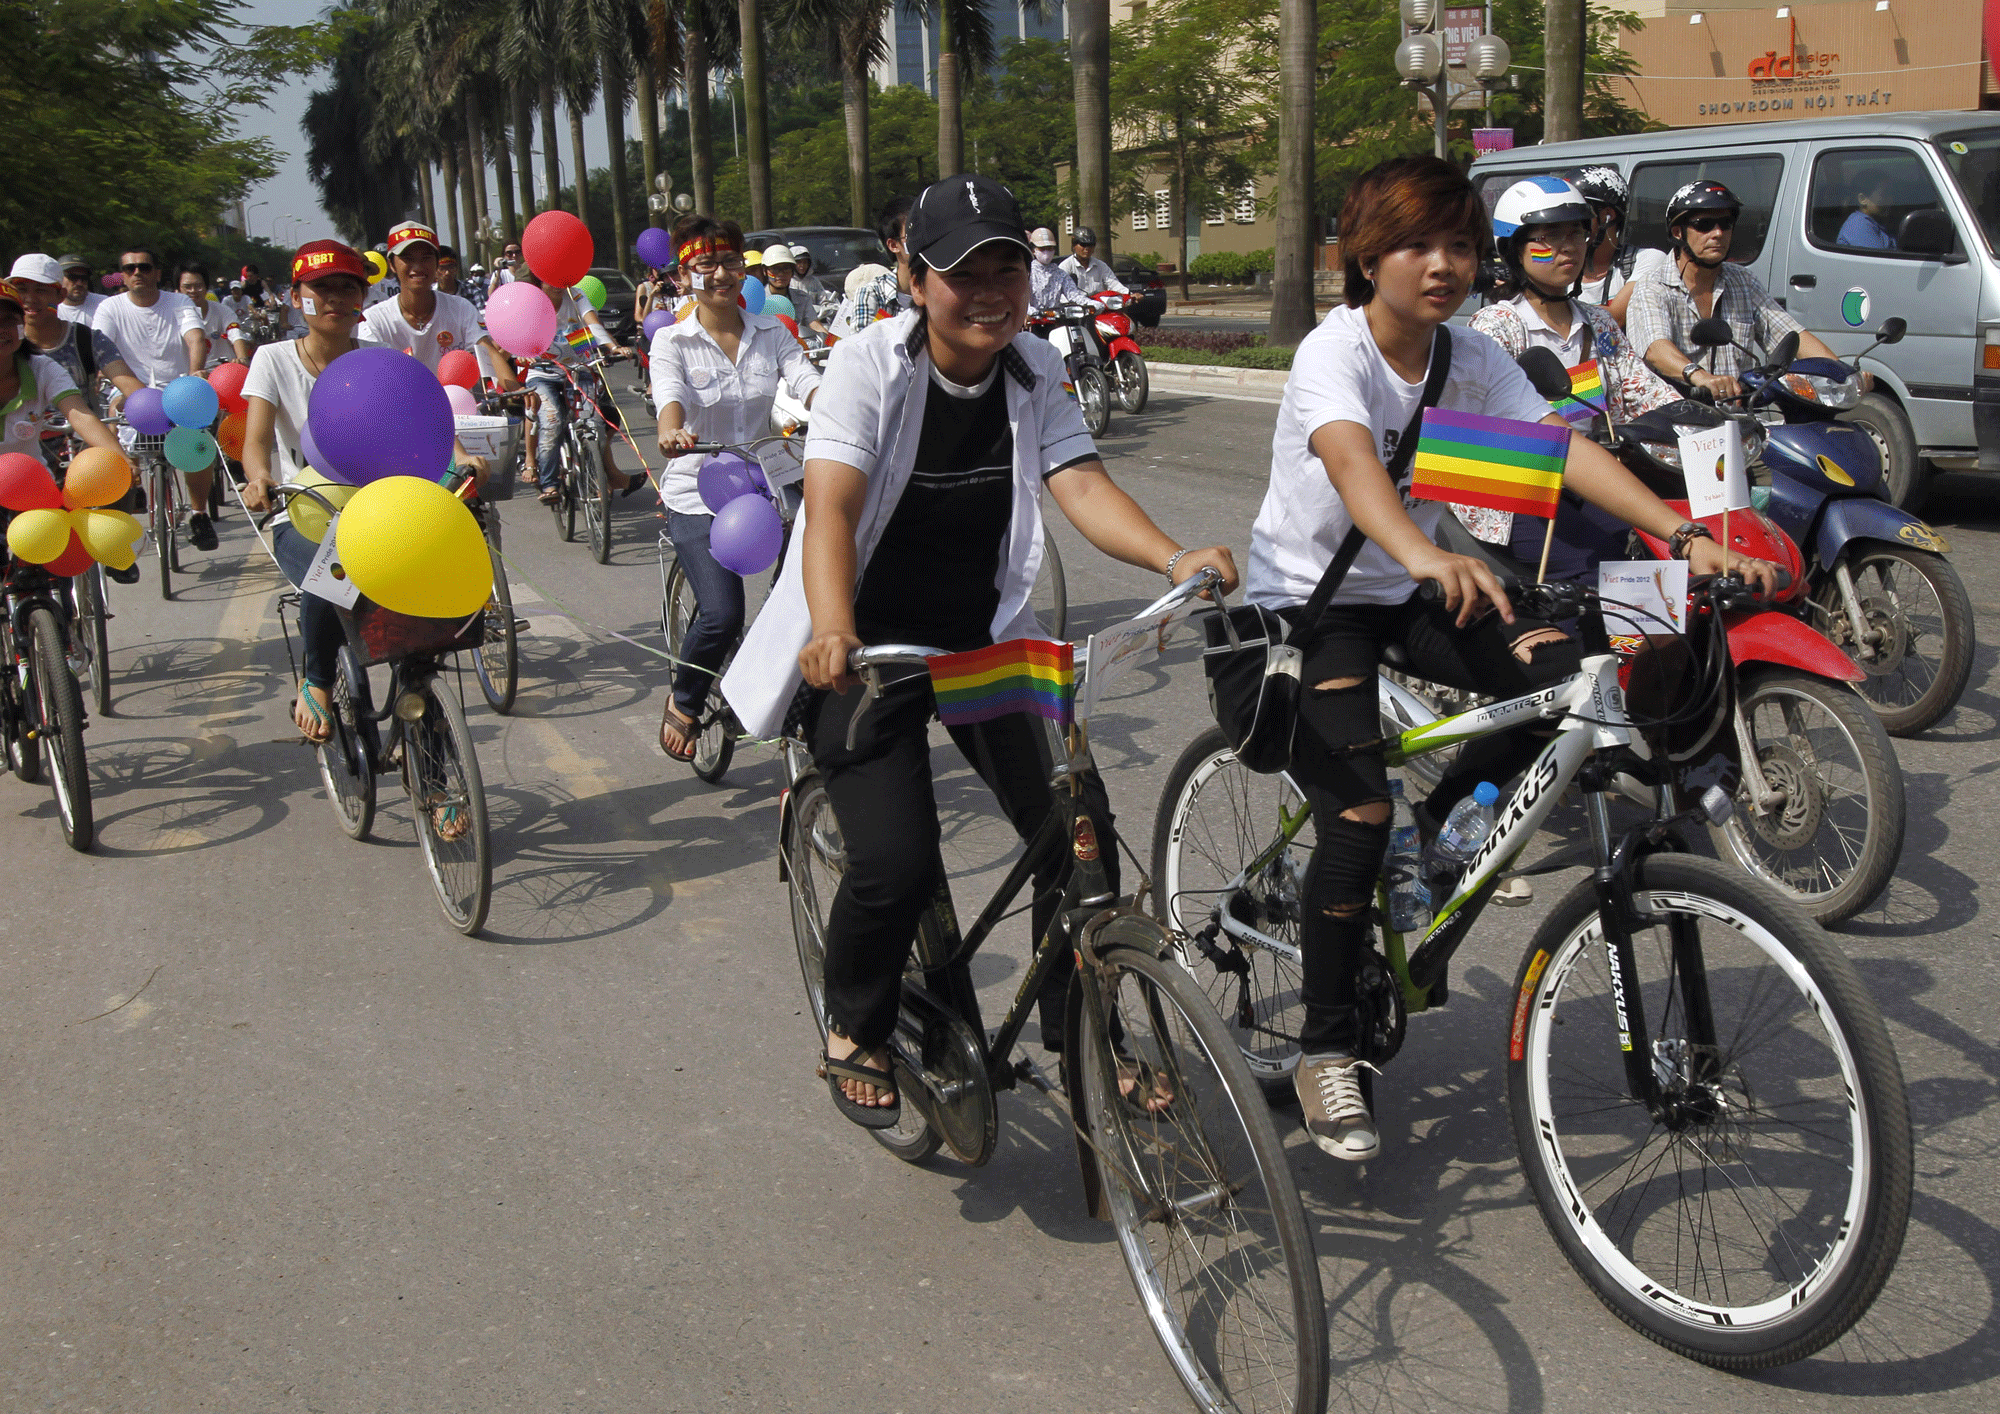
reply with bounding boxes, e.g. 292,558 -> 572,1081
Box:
1291,326 -> 1453,634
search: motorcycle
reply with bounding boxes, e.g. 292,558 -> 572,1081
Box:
1031,299 -> 1114,438
1680,316 -> 1974,736
1088,291 -> 1149,415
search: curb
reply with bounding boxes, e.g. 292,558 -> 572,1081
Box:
1143,361 -> 1292,400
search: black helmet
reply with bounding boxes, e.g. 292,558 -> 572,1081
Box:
1566,165 -> 1628,214
1073,225 -> 1097,247
1666,180 -> 1741,227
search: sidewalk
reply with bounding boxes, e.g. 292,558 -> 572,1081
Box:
1143,359 -> 1289,403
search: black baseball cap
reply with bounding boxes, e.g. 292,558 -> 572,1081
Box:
906,174 -> 1032,273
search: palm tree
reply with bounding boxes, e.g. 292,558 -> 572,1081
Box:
1268,0 -> 1316,346
303,20 -> 420,245
738,0 -> 772,227
1070,0 -> 1112,250
773,0 -> 887,228
922,0 -> 996,179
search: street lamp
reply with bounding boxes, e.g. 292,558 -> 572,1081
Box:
672,193 -> 694,214
1396,2 -> 1511,161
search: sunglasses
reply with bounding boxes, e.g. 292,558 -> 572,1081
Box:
120,262 -> 157,274
1684,216 -> 1735,234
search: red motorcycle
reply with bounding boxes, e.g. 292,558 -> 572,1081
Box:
1088,291 -> 1149,414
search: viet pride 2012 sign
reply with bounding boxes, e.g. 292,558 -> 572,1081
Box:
1609,0 -> 1981,128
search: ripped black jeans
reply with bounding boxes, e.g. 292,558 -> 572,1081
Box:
1284,595 -> 1581,1056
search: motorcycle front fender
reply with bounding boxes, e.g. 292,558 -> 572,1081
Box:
1814,497 -> 1952,568
1106,334 -> 1141,361
1728,609 -> 1865,683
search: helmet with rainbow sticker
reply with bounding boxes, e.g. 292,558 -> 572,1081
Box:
1491,176 -> 1593,297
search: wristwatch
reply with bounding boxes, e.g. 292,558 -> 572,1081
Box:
1680,361 -> 1703,382
1668,521 -> 1715,560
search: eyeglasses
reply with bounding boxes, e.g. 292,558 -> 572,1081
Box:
503,249 -> 521,258
1684,216 -> 1735,234
120,262 -> 157,274
689,255 -> 748,273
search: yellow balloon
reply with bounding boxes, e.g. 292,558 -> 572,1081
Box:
76,508 -> 144,571
334,476 -> 492,618
286,468 -> 358,545
365,251 -> 388,285
6,507 -> 73,564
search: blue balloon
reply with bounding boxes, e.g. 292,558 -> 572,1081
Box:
162,375 -> 220,430
635,226 -> 675,269
741,275 -> 766,315
642,308 -> 676,341
764,293 -> 796,323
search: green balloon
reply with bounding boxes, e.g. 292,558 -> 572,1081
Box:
578,275 -> 608,310
164,426 -> 218,473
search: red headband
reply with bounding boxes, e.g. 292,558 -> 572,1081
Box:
676,236 -> 737,267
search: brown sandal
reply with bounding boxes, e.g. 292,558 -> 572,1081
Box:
658,698 -> 699,761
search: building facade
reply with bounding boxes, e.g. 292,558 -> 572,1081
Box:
872,2 -> 1068,93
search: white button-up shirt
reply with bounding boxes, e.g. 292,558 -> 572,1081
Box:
650,309 -> 822,513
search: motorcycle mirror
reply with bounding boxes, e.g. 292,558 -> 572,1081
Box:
1689,316 -> 1734,349
1877,317 -> 1907,345
1768,330 -> 1800,369
1516,346 -> 1574,402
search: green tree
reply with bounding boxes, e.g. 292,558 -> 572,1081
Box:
966,38 -> 1075,226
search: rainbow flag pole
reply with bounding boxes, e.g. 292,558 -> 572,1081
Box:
1408,407 -> 1574,583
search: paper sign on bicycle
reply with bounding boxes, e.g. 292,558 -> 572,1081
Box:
1596,560 -> 1688,654
1074,593 -> 1206,726
300,515 -> 362,608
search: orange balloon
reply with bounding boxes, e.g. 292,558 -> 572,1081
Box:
61,446 -> 135,510
216,411 -> 248,461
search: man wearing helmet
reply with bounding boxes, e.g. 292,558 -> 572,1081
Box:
1059,227 -> 1127,295
1564,165 -> 1664,313
1465,177 -> 1681,575
1627,179 -> 1853,400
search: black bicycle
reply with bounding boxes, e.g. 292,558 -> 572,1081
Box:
0,551 -> 93,850
537,358 -> 623,564
782,571 -> 1328,1413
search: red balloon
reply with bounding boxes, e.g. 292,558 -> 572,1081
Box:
522,211 -> 594,288
437,349 -> 481,389
0,452 -> 62,512
775,314 -> 800,340
46,533 -> 95,578
207,361 -> 250,414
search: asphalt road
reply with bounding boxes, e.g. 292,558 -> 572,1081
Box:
5,380 -> 2000,1412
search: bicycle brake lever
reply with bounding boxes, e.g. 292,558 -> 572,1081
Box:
844,665 -> 883,753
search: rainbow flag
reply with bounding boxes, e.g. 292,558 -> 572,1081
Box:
1549,360 -> 1604,430
563,326 -> 593,348
1409,407 -> 1570,519
928,639 -> 1074,729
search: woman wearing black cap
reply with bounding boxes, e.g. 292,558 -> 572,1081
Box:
722,174 -> 1236,1127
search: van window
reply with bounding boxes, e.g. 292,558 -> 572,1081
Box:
1808,148 -> 1957,257
1629,155 -> 1784,263
1933,126 -> 2000,257
1475,171 -> 1522,221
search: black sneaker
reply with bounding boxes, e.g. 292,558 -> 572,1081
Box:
107,562 -> 141,585
188,512 -> 218,551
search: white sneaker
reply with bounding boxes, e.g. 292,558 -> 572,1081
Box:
1295,1053 -> 1379,1161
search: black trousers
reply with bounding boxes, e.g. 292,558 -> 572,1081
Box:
809,675 -> 1118,1052
1284,594 -> 1580,1055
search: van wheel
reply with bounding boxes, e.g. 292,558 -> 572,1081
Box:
1841,392 -> 1925,513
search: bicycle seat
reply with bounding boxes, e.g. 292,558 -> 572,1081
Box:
1380,642 -> 1413,672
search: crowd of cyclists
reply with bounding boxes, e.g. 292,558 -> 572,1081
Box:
4,148 -> 1886,1165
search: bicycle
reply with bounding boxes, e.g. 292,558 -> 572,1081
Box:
43,425 -> 115,716
538,357 -> 623,564
1152,574 -> 1912,1368
265,484 -> 494,935
0,551 -> 94,851
460,402 -> 528,715
782,570 -> 1329,1413
123,428 -> 188,601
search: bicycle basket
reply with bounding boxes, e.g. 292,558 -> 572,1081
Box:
341,597 -> 486,666
454,414 -> 524,501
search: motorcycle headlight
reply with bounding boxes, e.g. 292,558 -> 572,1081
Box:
1781,371 -> 1861,410
1739,421 -> 1766,465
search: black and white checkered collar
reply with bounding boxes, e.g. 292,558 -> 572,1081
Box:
902,313 -> 1038,391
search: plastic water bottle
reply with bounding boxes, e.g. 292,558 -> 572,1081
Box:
1426,782 -> 1501,877
1385,780 -> 1431,933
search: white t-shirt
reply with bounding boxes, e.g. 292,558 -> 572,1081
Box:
56,293 -> 106,326
241,335 -> 379,486
91,290 -> 205,389
362,290 -> 486,376
1247,304 -> 1556,608
0,353 -> 81,458
198,298 -> 238,368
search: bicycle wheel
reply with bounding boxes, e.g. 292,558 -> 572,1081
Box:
3,670 -> 38,783
1112,348 -> 1150,413
1076,365 -> 1112,438
1077,919 -> 1328,1414
1507,852 -> 1911,1368
316,651 -> 376,841
1810,544 -> 1973,738
475,538 -> 519,715
76,567 -> 112,717
1034,534 -> 1068,641
405,679 -> 492,935
152,463 -> 175,600
665,558 -> 736,783
28,608 -> 92,851
582,442 -> 611,564
784,770 -> 943,1163
1711,666 -> 1904,925
1153,728 -> 1308,1095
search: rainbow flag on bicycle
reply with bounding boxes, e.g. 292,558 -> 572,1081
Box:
1407,407 -> 1571,519
928,639 -> 1074,729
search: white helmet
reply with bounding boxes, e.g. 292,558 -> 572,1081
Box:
1491,176 -> 1593,241
1028,227 -> 1058,248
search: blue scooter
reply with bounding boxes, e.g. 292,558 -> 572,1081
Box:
1686,316 -> 1974,736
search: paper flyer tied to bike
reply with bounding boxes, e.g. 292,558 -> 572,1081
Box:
1676,423 -> 1750,519
1597,560 -> 1689,654
1074,587 -> 1210,726
300,514 -> 362,608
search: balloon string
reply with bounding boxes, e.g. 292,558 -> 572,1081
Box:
488,541 -> 728,686
549,355 -> 665,508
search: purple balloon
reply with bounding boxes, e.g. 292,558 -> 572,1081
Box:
710,491 -> 784,575
126,387 -> 172,436
306,347 -> 455,485
642,308 -> 676,341
696,452 -> 759,513
299,421 -> 330,477
635,226 -> 675,269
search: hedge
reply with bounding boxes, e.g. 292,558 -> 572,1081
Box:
1142,344 -> 1295,371
1184,248 -> 1277,284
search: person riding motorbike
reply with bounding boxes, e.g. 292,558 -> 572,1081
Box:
1059,227 -> 1127,296
1028,226 -> 1084,311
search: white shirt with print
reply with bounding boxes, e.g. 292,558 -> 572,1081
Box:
362,290 -> 486,376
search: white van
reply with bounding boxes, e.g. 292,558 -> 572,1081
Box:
1470,113 -> 2000,508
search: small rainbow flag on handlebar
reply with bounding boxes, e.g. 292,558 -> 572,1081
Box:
1549,360 -> 1603,430
1409,407 -> 1571,519
928,639 -> 1074,729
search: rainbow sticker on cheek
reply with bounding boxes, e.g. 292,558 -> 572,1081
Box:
1525,243 -> 1559,266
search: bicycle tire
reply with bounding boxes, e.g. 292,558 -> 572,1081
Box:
152,463 -> 174,600
1035,534 -> 1068,641
784,770 -> 944,1163
475,538 -> 519,715
1711,666 -> 1904,925
317,651 -> 375,841
1077,920 -> 1328,1413
1507,852 -> 1911,1368
8,653 -> 43,785
1152,727 -> 1309,1095
406,680 -> 492,935
1811,544 -> 1973,738
1076,365 -> 1111,438
77,567 -> 112,717
29,608 -> 92,851
583,441 -> 611,564
561,443 -> 580,544
665,559 -> 737,784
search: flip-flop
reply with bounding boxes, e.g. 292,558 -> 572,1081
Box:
819,1048 -> 902,1130
294,685 -> 333,744
659,699 -> 699,762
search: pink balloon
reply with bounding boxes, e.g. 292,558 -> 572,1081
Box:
484,282 -> 557,359
445,384 -> 479,416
